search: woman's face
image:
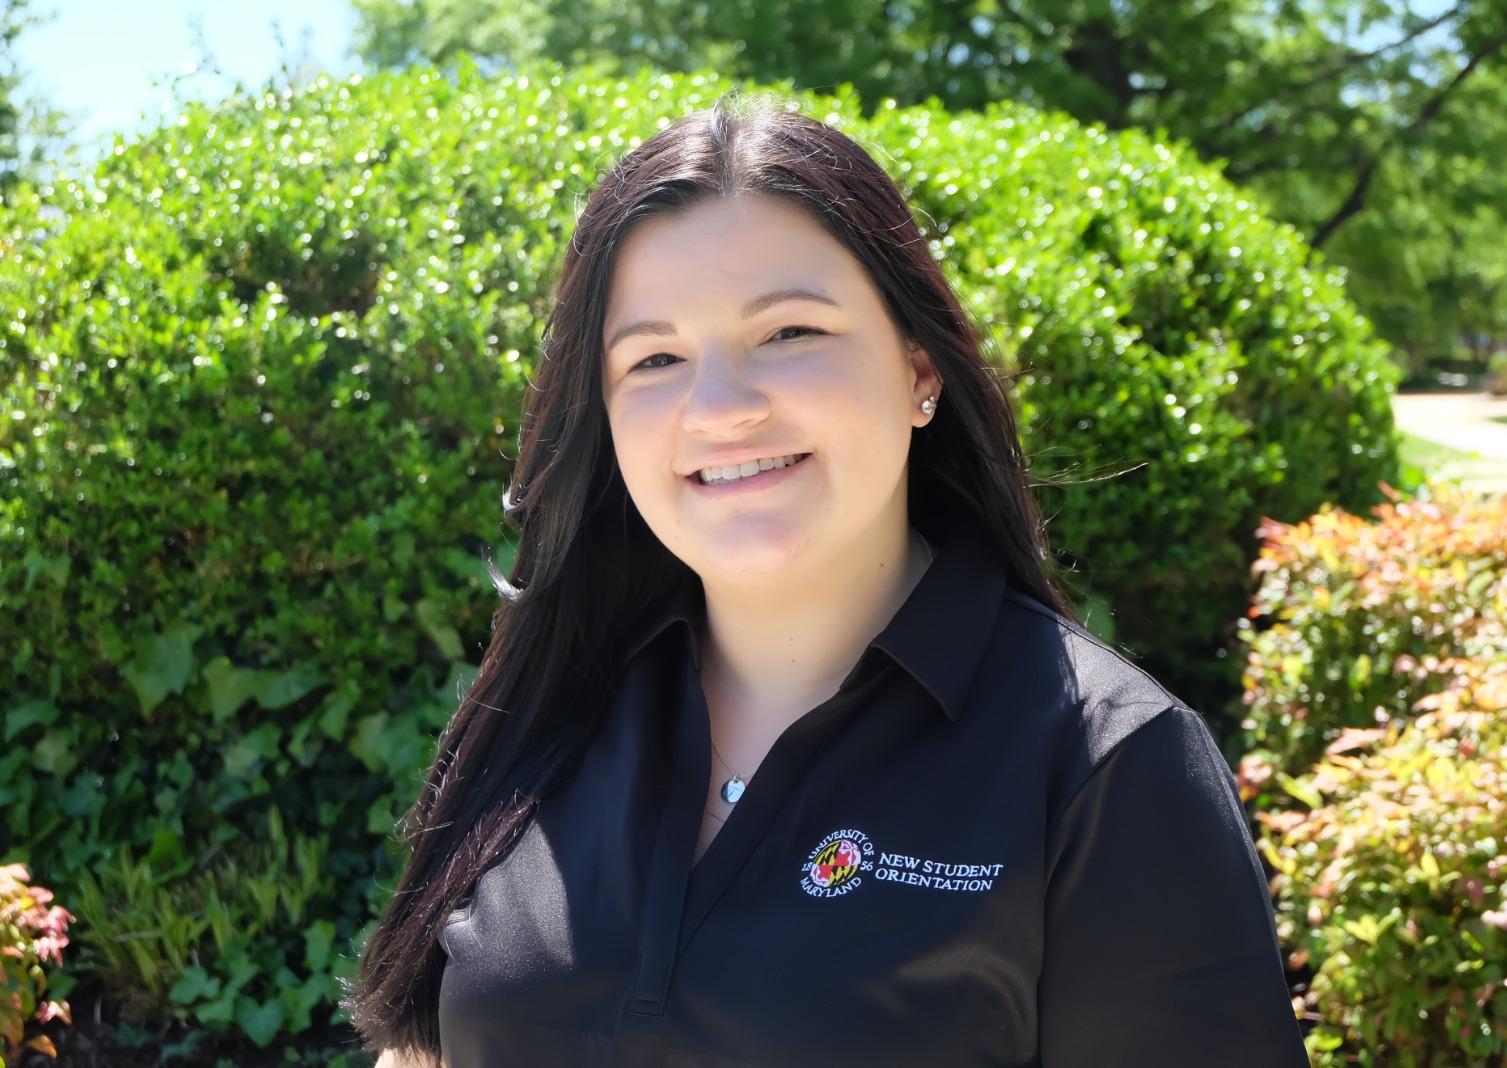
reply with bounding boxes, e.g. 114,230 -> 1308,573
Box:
599,193 -> 940,582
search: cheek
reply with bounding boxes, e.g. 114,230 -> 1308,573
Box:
605,393 -> 675,487
784,351 -> 905,437
768,355 -> 863,420
608,380 -> 679,428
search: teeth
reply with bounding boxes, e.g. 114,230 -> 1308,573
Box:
698,453 -> 805,484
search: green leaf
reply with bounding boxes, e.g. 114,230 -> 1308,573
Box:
303,920 -> 337,972
254,664 -> 324,710
20,548 -> 71,591
349,712 -> 391,773
1342,915 -> 1381,945
223,722 -> 283,778
144,824 -> 188,872
286,716 -> 320,766
1276,771 -> 1322,809
201,656 -> 264,722
169,965 -> 222,1005
1466,566 -> 1496,600
1309,1026 -> 1345,1052
366,794 -> 398,836
415,597 -> 464,660
280,969 -> 336,1034
316,686 -> 356,740
437,546 -> 495,589
234,994 -> 285,1048
1347,653 -> 1372,693
224,948 -> 261,988
436,660 -> 479,705
120,621 -> 203,716
194,986 -> 237,1027
31,728 -> 78,776
4,698 -> 58,742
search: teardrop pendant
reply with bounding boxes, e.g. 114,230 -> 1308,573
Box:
720,776 -> 745,803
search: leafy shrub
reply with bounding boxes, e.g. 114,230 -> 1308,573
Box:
65,808 -> 348,1048
1256,653 -> 1507,1066
1,863 -> 73,1063
0,56 -> 1402,1053
1235,478 -> 1507,794
1231,476 -> 1507,1063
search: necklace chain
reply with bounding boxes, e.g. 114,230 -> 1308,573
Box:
707,533 -> 934,806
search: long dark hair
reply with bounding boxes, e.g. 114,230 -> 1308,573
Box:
341,86 -> 1079,1064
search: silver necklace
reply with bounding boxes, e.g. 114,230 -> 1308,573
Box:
707,533 -> 935,806
710,738 -> 749,804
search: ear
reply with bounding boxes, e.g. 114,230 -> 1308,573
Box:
907,342 -> 942,427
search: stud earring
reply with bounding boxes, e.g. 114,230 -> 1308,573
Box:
920,395 -> 936,414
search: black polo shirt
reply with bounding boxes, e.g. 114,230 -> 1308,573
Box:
436,514 -> 1308,1066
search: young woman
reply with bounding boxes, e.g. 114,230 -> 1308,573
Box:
349,91 -> 1309,1067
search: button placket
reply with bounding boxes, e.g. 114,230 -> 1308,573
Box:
626,648 -> 710,1017
676,662 -> 894,955
625,641 -> 896,1019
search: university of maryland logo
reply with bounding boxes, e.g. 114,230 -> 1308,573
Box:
798,828 -> 875,898
800,827 -> 1006,899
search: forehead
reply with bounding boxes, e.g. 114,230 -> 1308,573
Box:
603,195 -> 861,322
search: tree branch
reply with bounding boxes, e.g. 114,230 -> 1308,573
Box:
1310,25 -> 1507,250
1213,1 -> 1468,138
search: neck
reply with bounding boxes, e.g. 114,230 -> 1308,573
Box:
694,514 -> 934,747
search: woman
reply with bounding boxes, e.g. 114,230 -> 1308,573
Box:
350,90 -> 1309,1067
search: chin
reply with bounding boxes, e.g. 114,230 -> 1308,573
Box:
690,525 -> 811,575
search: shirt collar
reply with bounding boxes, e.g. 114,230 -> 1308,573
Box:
619,514 -> 1009,723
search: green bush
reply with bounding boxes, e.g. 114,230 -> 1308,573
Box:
1235,479 -> 1507,793
0,56 -> 1402,1055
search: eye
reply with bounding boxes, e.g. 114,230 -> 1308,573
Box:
628,327 -> 825,373
631,352 -> 681,372
769,325 -> 824,343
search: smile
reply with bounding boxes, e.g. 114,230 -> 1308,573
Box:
686,453 -> 813,495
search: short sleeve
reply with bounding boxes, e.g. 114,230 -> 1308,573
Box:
1038,705 -> 1309,1067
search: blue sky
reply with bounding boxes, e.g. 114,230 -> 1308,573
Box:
16,0 -> 362,163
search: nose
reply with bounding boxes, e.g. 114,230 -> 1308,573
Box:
680,348 -> 771,435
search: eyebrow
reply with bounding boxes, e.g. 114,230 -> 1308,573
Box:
604,287 -> 840,354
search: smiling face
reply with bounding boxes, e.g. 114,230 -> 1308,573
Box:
599,193 -> 940,583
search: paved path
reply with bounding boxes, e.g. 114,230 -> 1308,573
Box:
1390,390 -> 1507,495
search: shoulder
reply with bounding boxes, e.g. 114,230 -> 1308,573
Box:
976,587 -> 1216,825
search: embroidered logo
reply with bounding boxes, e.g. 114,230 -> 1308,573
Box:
799,829 -> 874,898
799,827 -> 1003,898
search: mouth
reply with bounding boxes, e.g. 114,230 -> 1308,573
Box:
686,452 -> 813,494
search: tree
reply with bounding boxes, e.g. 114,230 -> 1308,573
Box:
347,0 -> 1507,378
0,0 -> 77,204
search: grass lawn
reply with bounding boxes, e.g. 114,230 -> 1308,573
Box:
1395,430 -> 1507,497
1397,430 -> 1487,469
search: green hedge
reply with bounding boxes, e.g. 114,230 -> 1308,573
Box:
0,56 -> 1401,1058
